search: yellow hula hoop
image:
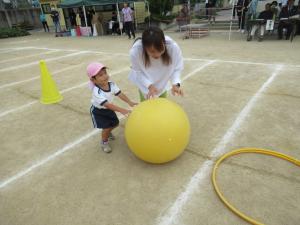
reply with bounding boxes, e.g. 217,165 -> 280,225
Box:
212,148 -> 300,225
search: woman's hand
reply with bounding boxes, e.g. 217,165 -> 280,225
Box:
147,84 -> 158,99
171,84 -> 184,96
128,101 -> 138,107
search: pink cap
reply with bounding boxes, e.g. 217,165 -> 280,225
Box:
86,62 -> 106,89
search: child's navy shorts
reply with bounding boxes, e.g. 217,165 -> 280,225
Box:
90,106 -> 119,129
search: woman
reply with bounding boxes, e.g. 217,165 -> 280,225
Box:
128,27 -> 184,101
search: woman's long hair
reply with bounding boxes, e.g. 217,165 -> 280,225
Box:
141,27 -> 171,67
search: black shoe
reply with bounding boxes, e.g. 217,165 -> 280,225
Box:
258,36 -> 263,42
247,36 -> 252,41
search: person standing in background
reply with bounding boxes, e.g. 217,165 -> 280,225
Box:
122,3 -> 135,39
50,5 -> 61,33
69,9 -> 77,28
40,12 -> 49,32
92,10 -> 104,36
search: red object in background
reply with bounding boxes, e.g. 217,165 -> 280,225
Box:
76,26 -> 81,36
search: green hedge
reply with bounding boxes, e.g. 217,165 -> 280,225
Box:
0,28 -> 30,39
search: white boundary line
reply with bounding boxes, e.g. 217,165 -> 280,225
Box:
5,39 -> 40,44
0,62 -> 213,189
29,47 -> 129,57
2,46 -> 299,68
184,57 -> 298,67
156,65 -> 283,225
0,64 -> 83,90
0,67 -> 130,119
182,61 -> 216,81
0,50 -> 60,64
0,47 -> 33,54
25,47 -> 300,68
0,51 -> 88,73
0,129 -> 99,189
0,54 -> 115,90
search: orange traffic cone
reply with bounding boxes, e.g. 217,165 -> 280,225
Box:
39,60 -> 63,104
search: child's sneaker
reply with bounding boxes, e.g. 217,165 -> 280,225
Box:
109,133 -> 116,141
101,141 -> 112,153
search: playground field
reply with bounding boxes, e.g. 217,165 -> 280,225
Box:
0,31 -> 300,225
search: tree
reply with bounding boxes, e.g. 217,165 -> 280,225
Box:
149,0 -> 174,16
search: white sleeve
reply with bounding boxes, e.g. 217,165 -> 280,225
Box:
111,82 -> 121,95
128,46 -> 152,90
93,89 -> 108,106
170,42 -> 183,85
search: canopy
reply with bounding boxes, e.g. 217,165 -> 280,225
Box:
58,0 -> 132,8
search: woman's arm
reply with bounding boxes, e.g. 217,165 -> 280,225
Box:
170,42 -> 184,86
129,47 -> 153,91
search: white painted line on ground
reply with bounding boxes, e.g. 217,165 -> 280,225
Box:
6,39 -> 40,44
28,47 -> 78,52
30,47 -> 129,57
26,47 -> 300,68
185,57 -> 300,68
0,63 -> 81,90
210,65 -> 283,157
156,65 -> 283,225
0,111 -> 128,189
0,67 -> 130,119
0,129 -> 99,189
0,76 -> 39,89
0,47 -> 33,54
182,61 -> 216,81
0,50 -> 60,64
0,101 -> 37,118
0,51 -> 88,73
157,160 -> 213,225
165,61 -> 216,93
0,54 -> 114,90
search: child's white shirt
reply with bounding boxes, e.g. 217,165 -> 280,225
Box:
128,36 -> 184,97
91,81 -> 121,109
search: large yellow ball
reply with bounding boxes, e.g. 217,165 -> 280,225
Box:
125,98 -> 190,164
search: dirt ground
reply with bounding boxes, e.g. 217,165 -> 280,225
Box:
0,30 -> 299,225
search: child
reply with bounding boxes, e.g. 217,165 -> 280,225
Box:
128,27 -> 184,101
87,62 -> 137,153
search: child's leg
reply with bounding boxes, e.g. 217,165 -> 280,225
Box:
102,126 -> 118,142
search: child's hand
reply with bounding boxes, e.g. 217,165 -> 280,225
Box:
120,108 -> 131,116
147,84 -> 158,99
171,85 -> 184,96
128,101 -> 138,107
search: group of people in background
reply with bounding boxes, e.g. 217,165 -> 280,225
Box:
39,3 -> 135,39
234,0 -> 300,41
